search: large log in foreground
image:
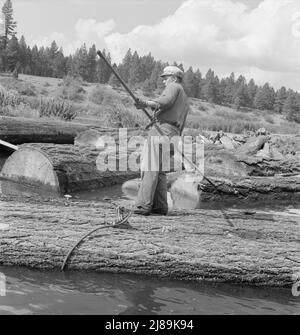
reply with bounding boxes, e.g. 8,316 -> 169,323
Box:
0,143 -> 140,195
0,196 -> 299,287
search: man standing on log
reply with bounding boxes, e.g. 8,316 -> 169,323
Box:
133,66 -> 190,216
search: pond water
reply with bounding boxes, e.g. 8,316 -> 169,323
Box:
0,266 -> 299,315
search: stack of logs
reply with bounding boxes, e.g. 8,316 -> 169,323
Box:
0,116 -> 300,202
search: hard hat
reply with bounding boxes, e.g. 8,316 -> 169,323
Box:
160,66 -> 184,79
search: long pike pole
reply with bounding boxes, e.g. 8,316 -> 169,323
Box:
97,50 -> 224,192
0,139 -> 18,151
97,51 -> 163,136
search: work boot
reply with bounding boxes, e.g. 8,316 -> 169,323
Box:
133,206 -> 151,216
151,208 -> 168,216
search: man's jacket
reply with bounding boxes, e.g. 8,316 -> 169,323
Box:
153,82 -> 190,134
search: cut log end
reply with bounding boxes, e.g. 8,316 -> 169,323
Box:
0,146 -> 60,196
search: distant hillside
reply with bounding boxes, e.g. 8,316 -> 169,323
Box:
1,74 -> 300,135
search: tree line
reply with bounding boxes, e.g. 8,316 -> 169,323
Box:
0,0 -> 300,123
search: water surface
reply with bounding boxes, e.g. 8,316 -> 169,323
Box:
0,266 -> 299,315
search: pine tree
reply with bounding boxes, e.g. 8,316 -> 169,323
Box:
223,72 -> 235,105
24,45 -> 32,74
283,91 -> 300,123
218,78 -> 227,104
18,35 -> 28,73
254,83 -> 275,110
30,45 -> 40,75
52,47 -> 66,78
38,46 -> 48,76
232,76 -> 248,109
42,46 -> 53,76
49,40 -> 59,59
194,69 -> 202,99
233,75 -> 246,93
201,69 -> 220,103
118,49 -> 132,83
156,62 -> 169,92
2,0 -> 17,48
183,67 -> 196,97
172,61 -> 184,72
87,44 -> 97,82
149,61 -> 163,90
65,55 -> 73,75
96,49 -> 112,83
48,41 -> 63,77
6,35 -> 19,71
274,87 -> 287,114
233,84 -> 247,110
246,79 -> 257,108
128,51 -> 143,87
140,53 -> 155,80
73,44 -> 89,80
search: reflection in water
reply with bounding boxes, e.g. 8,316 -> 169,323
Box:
0,266 -> 299,315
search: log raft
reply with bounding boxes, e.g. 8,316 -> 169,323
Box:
0,196 -> 299,287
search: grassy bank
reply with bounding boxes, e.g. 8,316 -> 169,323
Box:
1,74 -> 300,134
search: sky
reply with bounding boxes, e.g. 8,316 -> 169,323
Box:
3,0 -> 300,91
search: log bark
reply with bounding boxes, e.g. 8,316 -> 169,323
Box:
199,174 -> 300,202
0,143 -> 140,195
0,195 -> 299,287
237,155 -> 300,176
0,116 -> 141,145
205,148 -> 300,177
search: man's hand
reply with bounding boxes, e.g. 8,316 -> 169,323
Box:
134,98 -> 148,110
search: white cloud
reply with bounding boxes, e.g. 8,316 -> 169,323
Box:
33,32 -> 67,49
28,0 -> 300,90
104,0 -> 300,90
31,18 -> 116,56
75,18 -> 115,40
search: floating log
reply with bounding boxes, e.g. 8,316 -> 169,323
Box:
0,143 -> 140,196
123,172 -> 300,208
0,116 -> 141,145
0,195 -> 299,287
